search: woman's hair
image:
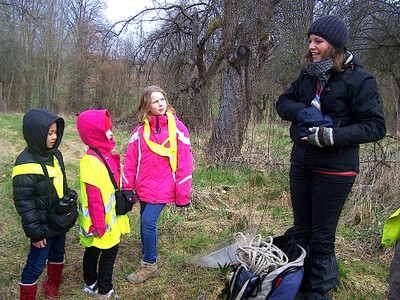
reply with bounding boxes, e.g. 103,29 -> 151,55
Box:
136,85 -> 175,123
304,45 -> 346,72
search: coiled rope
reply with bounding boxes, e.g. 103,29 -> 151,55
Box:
234,232 -> 289,276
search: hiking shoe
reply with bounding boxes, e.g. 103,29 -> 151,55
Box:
98,288 -> 120,299
82,282 -> 98,295
126,259 -> 159,284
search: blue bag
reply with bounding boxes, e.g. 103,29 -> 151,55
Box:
227,236 -> 306,300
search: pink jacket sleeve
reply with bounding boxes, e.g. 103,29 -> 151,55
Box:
86,183 -> 106,237
122,127 -> 140,191
175,119 -> 193,206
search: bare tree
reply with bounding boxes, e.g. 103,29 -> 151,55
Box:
0,0 -> 36,111
120,1 -> 226,129
349,0 -> 400,131
39,0 -> 68,111
0,77 -> 5,111
1,0 -> 398,145
119,0 -> 281,158
63,0 -> 106,113
206,0 -> 281,159
0,0 -> 69,112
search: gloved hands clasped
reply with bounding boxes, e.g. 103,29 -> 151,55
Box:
305,126 -> 334,148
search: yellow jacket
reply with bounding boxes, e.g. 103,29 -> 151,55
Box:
382,208 -> 400,247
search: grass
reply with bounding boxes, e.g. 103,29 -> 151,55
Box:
0,112 -> 396,299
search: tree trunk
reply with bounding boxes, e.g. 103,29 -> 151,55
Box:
207,0 -> 280,160
207,53 -> 250,159
0,80 -> 6,112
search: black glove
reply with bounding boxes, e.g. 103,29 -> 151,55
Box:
122,190 -> 139,204
308,126 -> 334,148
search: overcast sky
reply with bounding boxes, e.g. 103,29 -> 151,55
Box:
104,0 -> 152,22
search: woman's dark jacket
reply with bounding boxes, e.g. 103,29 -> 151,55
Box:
276,54 -> 386,172
13,109 -> 68,242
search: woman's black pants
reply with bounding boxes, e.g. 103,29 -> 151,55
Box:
285,165 -> 355,296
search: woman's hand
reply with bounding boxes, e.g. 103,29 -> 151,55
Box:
303,126 -> 334,147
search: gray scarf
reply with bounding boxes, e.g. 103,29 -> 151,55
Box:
306,59 -> 333,84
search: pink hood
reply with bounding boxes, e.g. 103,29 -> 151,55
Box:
76,109 -> 115,151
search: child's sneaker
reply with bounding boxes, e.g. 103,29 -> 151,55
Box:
82,282 -> 98,295
98,288 -> 120,299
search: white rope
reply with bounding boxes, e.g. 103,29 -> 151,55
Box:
234,232 -> 289,276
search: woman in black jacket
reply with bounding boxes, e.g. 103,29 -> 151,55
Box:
12,108 -> 76,300
276,15 -> 386,300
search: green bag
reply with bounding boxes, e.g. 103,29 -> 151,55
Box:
382,208 -> 400,247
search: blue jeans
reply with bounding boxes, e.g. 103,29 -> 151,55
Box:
21,233 -> 66,284
140,202 -> 166,264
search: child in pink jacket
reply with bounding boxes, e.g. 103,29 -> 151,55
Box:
123,85 -> 193,284
77,109 -> 130,299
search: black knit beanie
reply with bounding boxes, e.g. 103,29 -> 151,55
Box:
307,15 -> 349,50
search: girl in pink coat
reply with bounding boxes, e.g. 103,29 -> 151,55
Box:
77,109 -> 130,299
123,85 -> 193,284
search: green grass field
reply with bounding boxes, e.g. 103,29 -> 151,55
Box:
0,112 -> 395,299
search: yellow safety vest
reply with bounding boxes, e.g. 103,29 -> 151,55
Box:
12,156 -> 64,198
78,154 -> 130,249
143,111 -> 177,172
382,208 -> 400,246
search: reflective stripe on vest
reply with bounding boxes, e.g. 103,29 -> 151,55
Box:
12,156 -> 64,198
78,192 -> 117,238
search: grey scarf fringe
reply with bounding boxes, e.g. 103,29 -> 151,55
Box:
306,59 -> 333,83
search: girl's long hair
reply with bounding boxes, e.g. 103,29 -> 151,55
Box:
136,85 -> 176,124
304,45 -> 346,72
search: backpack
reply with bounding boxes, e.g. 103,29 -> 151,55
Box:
227,235 -> 306,300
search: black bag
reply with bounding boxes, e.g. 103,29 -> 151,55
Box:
115,190 -> 134,215
90,148 -> 134,215
34,153 -> 78,233
48,201 -> 78,232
